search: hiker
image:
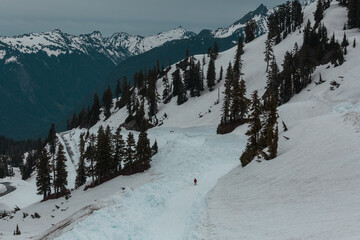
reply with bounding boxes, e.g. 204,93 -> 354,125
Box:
194,178 -> 197,186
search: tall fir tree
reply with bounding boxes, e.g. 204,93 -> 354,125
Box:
151,140 -> 158,156
240,91 -> 262,167
85,134 -> 96,185
172,69 -> 181,96
264,38 -> 274,72
95,125 -> 113,183
177,76 -> 187,105
245,20 -> 257,43
113,126 -> 125,172
90,93 -> 100,127
124,132 -> 136,174
234,37 -> 244,81
212,41 -> 219,60
102,86 -> 113,119
207,58 -> 216,91
162,74 -> 171,102
314,0 -> 324,26
115,79 -> 122,102
221,62 -> 233,124
36,149 -> 52,200
54,143 -> 68,194
218,66 -> 223,83
238,79 -> 249,120
135,131 -> 152,172
75,133 -> 87,188
47,123 -> 57,189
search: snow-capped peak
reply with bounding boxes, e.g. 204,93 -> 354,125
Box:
0,27 -> 195,63
211,4 -> 270,39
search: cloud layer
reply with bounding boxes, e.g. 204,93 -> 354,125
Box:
0,0 -> 287,37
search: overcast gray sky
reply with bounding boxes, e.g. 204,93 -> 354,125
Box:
0,0 -> 288,37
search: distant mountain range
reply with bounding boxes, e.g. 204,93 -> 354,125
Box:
0,4 -> 269,139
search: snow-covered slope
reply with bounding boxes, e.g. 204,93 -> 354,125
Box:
0,27 -> 195,64
203,2 -> 360,239
2,1 -> 360,239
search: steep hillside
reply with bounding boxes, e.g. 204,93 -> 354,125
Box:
204,2 -> 360,239
2,1 -> 359,239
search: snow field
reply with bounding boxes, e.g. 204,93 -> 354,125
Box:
55,127 -> 243,240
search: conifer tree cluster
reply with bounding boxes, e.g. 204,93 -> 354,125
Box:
75,125 -> 156,188
220,38 -> 249,125
267,0 -> 303,44
347,0 -> 360,28
36,148 -> 52,199
244,20 -> 257,43
36,139 -> 69,200
21,138 -> 43,180
0,155 -> 12,178
266,20 -> 345,105
240,90 -> 279,167
0,135 -> 37,174
161,44 -> 220,107
67,92 -> 102,130
13,224 -> 21,235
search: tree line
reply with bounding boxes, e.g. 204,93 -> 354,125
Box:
36,123 -> 157,200
267,0 -> 303,44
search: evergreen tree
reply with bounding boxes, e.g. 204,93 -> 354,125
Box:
212,41 -> 219,60
314,0 -> 324,26
218,66 -> 223,83
353,38 -> 357,48
348,0 -> 359,28
47,123 -> 57,188
221,63 -> 233,124
113,126 -> 125,172
234,37 -> 244,81
102,86 -> 113,119
342,32 -> 350,55
147,70 -> 159,117
195,61 -> 203,95
240,91 -> 262,167
36,149 -> 52,200
280,51 -> 294,103
95,126 -> 113,182
14,224 -> 21,235
135,131 -> 152,172
207,58 -> 216,91
115,79 -> 122,102
245,20 -> 257,43
266,57 -> 280,99
238,79 -> 249,120
260,91 -> 278,159
177,76 -> 187,105
264,38 -> 274,72
85,134 -> 96,185
151,140 -> 158,156
90,93 -> 100,127
162,74 -> 171,102
75,133 -> 87,188
118,77 -> 130,109
172,69 -> 181,96
124,132 -> 136,174
269,125 -> 279,159
54,143 -> 68,194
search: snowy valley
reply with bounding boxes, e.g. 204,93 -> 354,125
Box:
2,1 -> 360,239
